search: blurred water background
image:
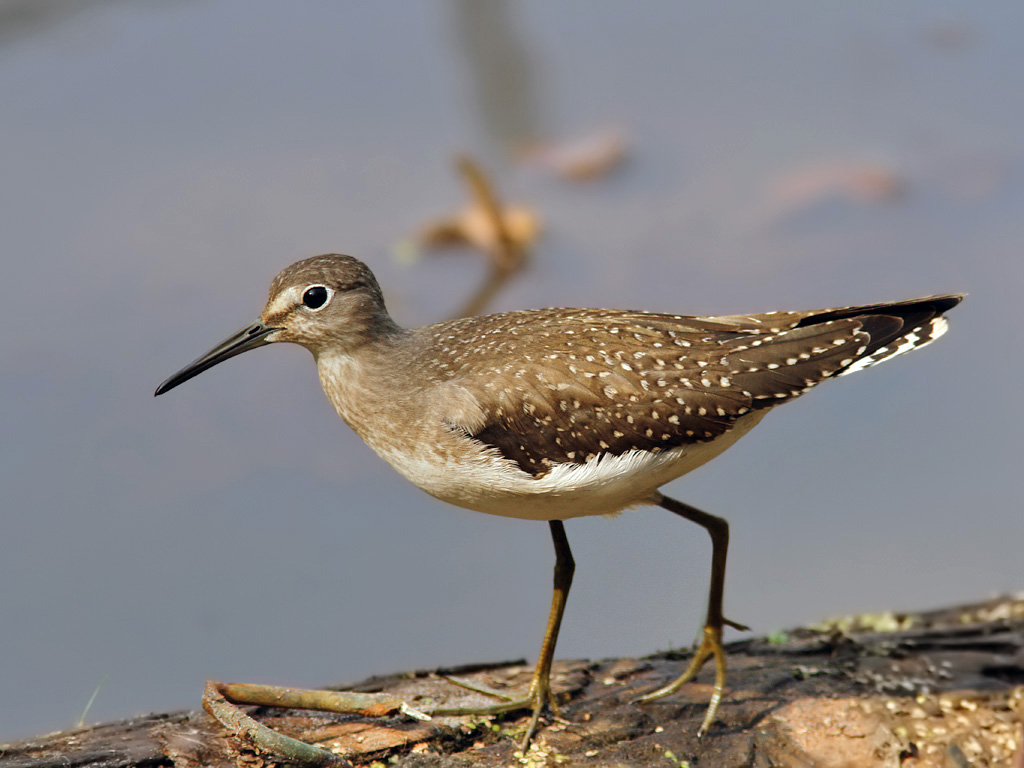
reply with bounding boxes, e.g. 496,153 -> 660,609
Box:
1,0 -> 1021,741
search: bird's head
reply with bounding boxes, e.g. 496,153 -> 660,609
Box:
155,254 -> 394,396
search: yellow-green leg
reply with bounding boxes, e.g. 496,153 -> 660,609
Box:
635,492 -> 749,736
432,519 -> 575,749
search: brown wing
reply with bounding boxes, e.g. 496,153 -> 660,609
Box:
426,296 -> 960,477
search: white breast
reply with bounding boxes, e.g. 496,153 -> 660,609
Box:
370,410 -> 768,521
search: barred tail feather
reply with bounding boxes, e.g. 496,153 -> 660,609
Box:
837,310 -> 953,377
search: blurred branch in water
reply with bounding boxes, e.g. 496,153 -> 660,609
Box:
417,156 -> 538,319
448,0 -> 542,159
447,1 -> 628,185
0,0 -> 113,49
521,127 -> 630,183
751,160 -> 906,232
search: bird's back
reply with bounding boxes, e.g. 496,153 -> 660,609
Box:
405,295 -> 961,479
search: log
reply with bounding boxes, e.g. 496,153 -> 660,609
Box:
4,596 -> 1022,768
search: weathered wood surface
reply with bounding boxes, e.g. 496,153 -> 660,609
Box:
4,596 -> 1023,768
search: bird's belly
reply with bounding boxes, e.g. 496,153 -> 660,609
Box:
368,411 -> 768,521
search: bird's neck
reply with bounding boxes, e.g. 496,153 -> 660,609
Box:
314,327 -> 419,442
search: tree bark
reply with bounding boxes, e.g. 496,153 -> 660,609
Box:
4,596 -> 1022,768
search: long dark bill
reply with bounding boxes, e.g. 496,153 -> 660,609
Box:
155,322 -> 279,396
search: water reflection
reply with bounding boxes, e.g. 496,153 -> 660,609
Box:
448,0 -> 541,161
0,0 -> 114,48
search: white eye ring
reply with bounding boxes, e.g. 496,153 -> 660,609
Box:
301,285 -> 333,311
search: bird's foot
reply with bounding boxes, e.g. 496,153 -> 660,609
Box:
431,672 -> 563,752
437,673 -> 518,702
724,616 -> 750,632
634,622 -> 731,737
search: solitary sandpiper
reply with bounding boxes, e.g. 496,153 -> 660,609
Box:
156,253 -> 961,753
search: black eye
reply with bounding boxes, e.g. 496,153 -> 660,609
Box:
302,285 -> 330,310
